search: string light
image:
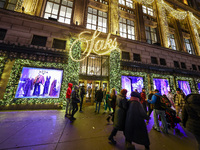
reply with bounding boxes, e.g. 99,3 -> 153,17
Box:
69,29 -> 120,62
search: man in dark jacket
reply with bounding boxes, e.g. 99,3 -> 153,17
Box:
79,86 -> 86,112
95,87 -> 103,113
182,94 -> 200,150
71,85 -> 80,121
148,89 -> 168,134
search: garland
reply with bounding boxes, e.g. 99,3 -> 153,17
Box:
175,76 -> 197,93
0,57 -> 6,80
2,59 -> 68,106
121,70 -> 149,94
150,73 -> 175,93
109,50 -> 121,94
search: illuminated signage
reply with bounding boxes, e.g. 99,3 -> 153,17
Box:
69,29 -> 120,62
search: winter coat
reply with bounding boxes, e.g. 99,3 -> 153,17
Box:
95,89 -> 103,102
80,87 -> 86,98
182,94 -> 200,136
66,83 -> 73,98
124,97 -> 150,146
140,92 -> 146,104
71,89 -> 80,103
148,93 -> 165,110
113,94 -> 128,131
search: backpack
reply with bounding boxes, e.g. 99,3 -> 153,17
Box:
155,95 -> 170,109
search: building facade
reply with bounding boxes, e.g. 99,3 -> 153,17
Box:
0,0 -> 200,108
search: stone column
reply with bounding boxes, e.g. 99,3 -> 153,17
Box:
109,0 -> 119,35
135,3 -> 146,42
72,0 -> 88,26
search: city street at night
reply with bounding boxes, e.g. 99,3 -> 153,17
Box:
0,106 -> 198,150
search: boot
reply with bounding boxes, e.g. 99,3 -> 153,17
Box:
108,135 -> 116,145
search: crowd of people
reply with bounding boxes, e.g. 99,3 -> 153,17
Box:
65,83 -> 200,150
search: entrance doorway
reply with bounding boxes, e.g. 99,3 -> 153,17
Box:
79,80 -> 108,104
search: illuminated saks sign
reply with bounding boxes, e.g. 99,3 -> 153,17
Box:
69,30 -> 120,62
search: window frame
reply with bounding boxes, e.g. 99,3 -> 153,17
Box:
86,7 -> 108,33
119,17 -> 135,40
145,26 -> 157,44
133,53 -> 141,61
44,0 -> 73,24
168,34 -> 177,50
142,5 -> 154,16
151,56 -> 158,64
52,38 -> 66,49
184,38 -> 195,55
122,51 -> 130,60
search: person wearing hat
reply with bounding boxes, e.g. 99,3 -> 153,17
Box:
173,88 -> 185,117
124,91 -> 150,150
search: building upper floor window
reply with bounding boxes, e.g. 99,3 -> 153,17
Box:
86,7 -> 107,33
119,0 -> 133,9
122,51 -> 130,60
181,62 -> 187,69
52,39 -> 66,49
160,58 -> 166,66
168,34 -> 176,50
174,61 -> 180,68
192,64 -> 197,71
0,28 -> 7,40
44,0 -> 73,24
6,0 -> 17,11
142,5 -> 153,16
145,26 -> 157,44
133,53 -> 141,61
184,38 -> 195,55
0,0 -> 6,8
119,18 -> 135,40
151,57 -> 158,64
31,35 -> 47,47
94,0 -> 108,5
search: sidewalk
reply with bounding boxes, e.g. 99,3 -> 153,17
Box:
0,106 -> 198,150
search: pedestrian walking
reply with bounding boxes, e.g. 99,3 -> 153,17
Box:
148,89 -> 168,134
106,88 -> 117,122
147,91 -> 154,119
182,94 -> 200,150
65,83 -> 73,118
124,91 -> 150,150
70,85 -> 80,121
140,88 -> 147,113
108,89 -> 128,145
104,91 -> 111,113
95,87 -> 103,113
79,85 -> 86,112
173,88 -> 185,117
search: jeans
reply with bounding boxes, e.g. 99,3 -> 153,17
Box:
153,109 -> 168,133
65,98 -> 72,115
95,102 -> 101,113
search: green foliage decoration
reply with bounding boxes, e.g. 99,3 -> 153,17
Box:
109,50 -> 121,94
150,74 -> 175,94
121,70 -> 149,94
194,78 -> 200,93
66,38 -> 81,86
0,57 -> 6,80
175,76 -> 197,93
2,59 -> 68,106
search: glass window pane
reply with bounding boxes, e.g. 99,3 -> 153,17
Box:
66,8 -> 72,17
60,6 -> 66,16
62,0 -> 68,5
99,11 -> 102,16
92,25 -> 96,30
92,15 -> 97,24
87,14 -> 92,23
52,4 -> 59,15
58,17 -> 65,23
68,1 -> 73,7
103,18 -> 107,27
93,9 -> 97,15
44,13 -> 50,19
98,17 -> 103,26
65,18 -> 70,24
45,2 -> 53,13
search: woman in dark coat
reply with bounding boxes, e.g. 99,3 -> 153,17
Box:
124,91 -> 150,150
108,89 -> 128,145
182,94 -> 200,150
